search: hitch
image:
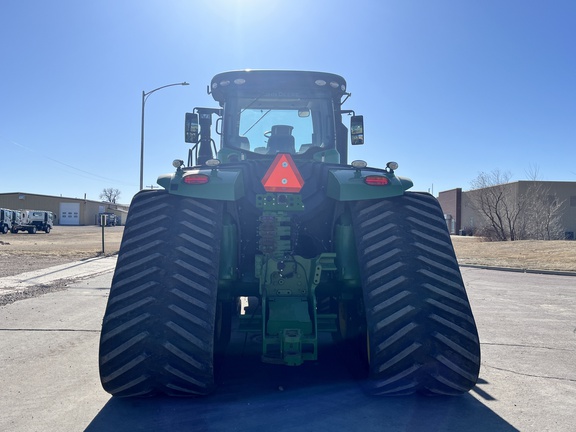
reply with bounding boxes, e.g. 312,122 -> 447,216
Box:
257,253 -> 337,366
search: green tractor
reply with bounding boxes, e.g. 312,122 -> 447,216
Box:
99,70 -> 480,397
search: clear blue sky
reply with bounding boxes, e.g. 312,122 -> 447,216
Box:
1,0 -> 574,204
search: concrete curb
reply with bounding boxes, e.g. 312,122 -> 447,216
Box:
0,255 -> 118,295
459,263 -> 576,277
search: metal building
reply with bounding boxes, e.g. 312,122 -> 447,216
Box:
438,181 -> 576,239
0,192 -> 129,226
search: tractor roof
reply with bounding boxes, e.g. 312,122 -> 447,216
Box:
210,70 -> 347,104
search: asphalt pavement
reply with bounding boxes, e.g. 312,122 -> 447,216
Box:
0,262 -> 574,431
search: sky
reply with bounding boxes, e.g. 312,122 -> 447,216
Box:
1,0 -> 575,204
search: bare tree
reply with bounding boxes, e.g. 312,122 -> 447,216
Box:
468,170 -> 565,241
100,188 -> 121,203
468,170 -> 524,241
524,163 -> 541,182
517,168 -> 565,240
518,183 -> 565,240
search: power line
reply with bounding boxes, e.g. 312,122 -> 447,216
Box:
2,136 -> 137,187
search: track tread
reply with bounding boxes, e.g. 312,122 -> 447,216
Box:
352,192 -> 480,395
99,190 -> 222,397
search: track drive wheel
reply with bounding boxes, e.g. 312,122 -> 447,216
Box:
99,190 -> 223,397
352,192 -> 480,395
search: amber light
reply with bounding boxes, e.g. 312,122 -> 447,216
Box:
183,174 -> 209,184
364,176 -> 389,186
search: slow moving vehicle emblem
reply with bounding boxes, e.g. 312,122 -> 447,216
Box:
261,153 -> 304,193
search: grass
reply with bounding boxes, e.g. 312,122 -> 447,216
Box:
451,236 -> 576,273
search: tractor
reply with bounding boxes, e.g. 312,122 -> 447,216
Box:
99,70 -> 480,397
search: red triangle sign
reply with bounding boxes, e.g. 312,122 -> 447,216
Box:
261,153 -> 305,193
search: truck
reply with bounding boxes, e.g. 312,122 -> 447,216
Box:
11,210 -> 54,234
99,70 -> 481,397
0,208 -> 14,234
98,212 -> 118,227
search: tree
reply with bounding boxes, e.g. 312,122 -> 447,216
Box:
467,170 -> 564,241
100,188 -> 121,203
467,170 -> 521,241
518,167 -> 565,240
518,183 -> 565,240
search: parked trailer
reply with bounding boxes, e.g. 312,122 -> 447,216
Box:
0,208 -> 14,234
11,210 -> 54,234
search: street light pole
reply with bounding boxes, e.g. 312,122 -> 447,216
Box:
140,81 -> 189,190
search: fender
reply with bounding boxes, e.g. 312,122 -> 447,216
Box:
157,168 -> 245,201
326,168 -> 413,201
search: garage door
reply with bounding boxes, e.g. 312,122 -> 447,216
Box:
59,202 -> 80,225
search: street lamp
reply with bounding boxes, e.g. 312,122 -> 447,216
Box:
140,81 -> 189,190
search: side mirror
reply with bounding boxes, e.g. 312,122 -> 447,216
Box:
350,115 -> 364,145
185,112 -> 199,144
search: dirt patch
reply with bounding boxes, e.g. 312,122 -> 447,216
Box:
0,226 -> 124,278
451,236 -> 576,273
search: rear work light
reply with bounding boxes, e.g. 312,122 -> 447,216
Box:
364,175 -> 389,186
183,174 -> 209,185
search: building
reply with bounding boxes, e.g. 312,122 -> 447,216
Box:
438,188 -> 463,235
0,192 -> 129,226
438,181 -> 576,239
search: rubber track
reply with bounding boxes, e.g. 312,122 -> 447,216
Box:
99,190 -> 223,397
351,192 -> 481,395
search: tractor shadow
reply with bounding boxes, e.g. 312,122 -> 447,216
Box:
85,335 -> 518,432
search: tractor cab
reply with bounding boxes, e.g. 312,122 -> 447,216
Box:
184,70 -> 364,166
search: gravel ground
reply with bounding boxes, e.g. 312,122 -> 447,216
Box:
0,280 -> 71,306
0,225 -> 124,278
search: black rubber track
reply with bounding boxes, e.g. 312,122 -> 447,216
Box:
99,190 -> 223,397
351,192 -> 481,395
